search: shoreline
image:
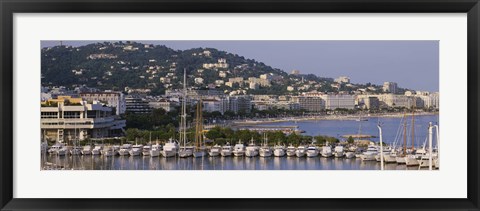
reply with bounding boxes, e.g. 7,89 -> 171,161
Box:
231,112 -> 438,125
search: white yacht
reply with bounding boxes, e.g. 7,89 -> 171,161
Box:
306,145 -> 319,158
209,144 -> 222,157
295,145 -> 307,157
396,155 -> 407,164
221,143 -> 233,157
102,146 -> 116,157
142,145 -> 152,156
161,139 -> 178,158
345,151 -> 355,159
150,143 -> 162,157
118,144 -> 132,156
91,144 -> 103,156
178,146 -> 193,158
321,145 -> 333,158
376,151 -> 395,163
259,135 -> 272,157
70,146 -> 83,156
233,140 -> 245,157
48,143 -> 64,155
361,144 -> 378,161
334,146 -> 345,158
245,138 -> 259,157
405,154 -> 420,166
286,145 -> 296,157
273,144 -> 286,157
129,144 -> 144,156
81,145 -> 92,155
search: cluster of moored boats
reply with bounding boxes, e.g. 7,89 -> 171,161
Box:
43,138 -> 439,169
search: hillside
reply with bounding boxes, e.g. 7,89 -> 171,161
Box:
41,41 -> 336,95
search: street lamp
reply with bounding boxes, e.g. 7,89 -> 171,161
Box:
377,124 -> 384,170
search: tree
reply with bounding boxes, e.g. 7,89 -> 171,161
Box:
347,136 -> 355,144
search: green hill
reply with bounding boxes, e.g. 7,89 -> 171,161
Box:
41,41 -> 334,95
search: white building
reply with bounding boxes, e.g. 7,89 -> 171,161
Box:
80,91 -> 126,115
383,82 -> 398,94
322,94 -> 355,110
41,96 -> 126,142
148,99 -> 174,112
334,76 -> 350,84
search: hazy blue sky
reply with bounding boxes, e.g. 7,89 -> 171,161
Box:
41,40 -> 439,91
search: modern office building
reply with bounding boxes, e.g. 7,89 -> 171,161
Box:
41,96 -> 126,143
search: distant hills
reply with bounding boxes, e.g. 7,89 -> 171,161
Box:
41,41 -> 349,95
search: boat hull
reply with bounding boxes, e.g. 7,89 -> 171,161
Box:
193,151 -> 207,158
221,151 -> 232,157
161,150 -> 176,158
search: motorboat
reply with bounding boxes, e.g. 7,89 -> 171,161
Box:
129,144 -> 144,156
286,145 -> 296,157
102,146 -> 117,157
91,144 -> 103,156
178,146 -> 193,158
142,145 -> 152,156
405,154 -> 419,166
70,146 -> 82,156
334,146 -> 344,158
81,145 -> 92,155
209,144 -> 222,157
345,151 -> 355,159
360,144 -> 378,161
321,145 -> 333,158
161,139 -> 178,158
118,144 -> 132,156
233,140 -> 245,157
48,143 -> 64,155
295,145 -> 307,157
306,145 -> 319,158
273,144 -> 286,157
150,143 -> 162,157
221,143 -> 233,157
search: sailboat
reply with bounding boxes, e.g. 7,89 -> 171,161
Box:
396,112 -> 408,164
178,69 -> 193,158
405,100 -> 419,166
245,137 -> 259,157
193,99 -> 207,158
259,133 -> 272,157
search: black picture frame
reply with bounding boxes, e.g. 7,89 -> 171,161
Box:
1,0 -> 479,210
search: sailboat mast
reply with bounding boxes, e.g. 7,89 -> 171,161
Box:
180,68 -> 187,149
194,99 -> 204,150
411,97 -> 415,150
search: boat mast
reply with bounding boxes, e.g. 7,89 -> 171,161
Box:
180,68 -> 187,150
411,97 -> 415,150
194,99 -> 204,151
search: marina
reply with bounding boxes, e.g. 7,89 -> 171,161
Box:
41,114 -> 439,170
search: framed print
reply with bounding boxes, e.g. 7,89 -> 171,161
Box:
1,0 -> 479,210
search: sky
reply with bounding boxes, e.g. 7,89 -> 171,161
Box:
41,40 -> 439,92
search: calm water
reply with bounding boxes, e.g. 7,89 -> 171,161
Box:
44,155 -> 425,170
43,115 -> 438,171
264,114 -> 439,145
